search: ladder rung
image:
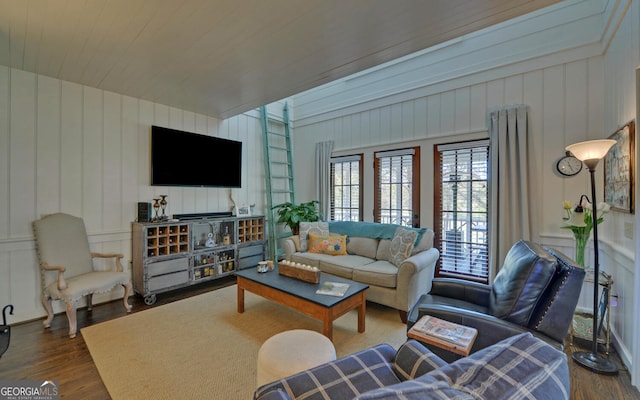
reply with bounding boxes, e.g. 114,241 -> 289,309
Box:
270,161 -> 291,166
271,174 -> 292,179
268,131 -> 286,137
268,145 -> 288,151
272,190 -> 294,194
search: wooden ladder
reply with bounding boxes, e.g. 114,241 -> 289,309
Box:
260,103 -> 295,262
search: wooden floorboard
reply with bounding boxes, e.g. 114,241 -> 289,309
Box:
1,276 -> 638,399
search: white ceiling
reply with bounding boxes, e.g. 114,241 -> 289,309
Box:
0,0 -> 562,119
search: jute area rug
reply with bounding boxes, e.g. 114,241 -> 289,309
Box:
82,284 -> 408,399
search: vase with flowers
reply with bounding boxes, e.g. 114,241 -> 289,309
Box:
562,195 -> 610,267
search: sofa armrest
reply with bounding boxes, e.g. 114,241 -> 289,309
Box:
254,343 -> 399,400
429,278 -> 491,307
416,304 -> 561,359
395,247 -> 439,312
393,339 -> 447,381
283,235 -> 300,260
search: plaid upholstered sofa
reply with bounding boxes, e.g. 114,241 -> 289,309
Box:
253,332 -> 569,400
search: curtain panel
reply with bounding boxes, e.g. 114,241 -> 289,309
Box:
315,141 -> 334,220
488,105 -> 532,280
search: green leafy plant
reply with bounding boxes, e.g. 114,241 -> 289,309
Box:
273,200 -> 319,233
561,198 -> 609,267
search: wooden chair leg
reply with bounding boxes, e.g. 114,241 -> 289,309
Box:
122,282 -> 133,312
86,293 -> 93,311
41,293 -> 54,329
66,301 -> 78,338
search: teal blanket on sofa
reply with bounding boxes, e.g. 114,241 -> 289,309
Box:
328,221 -> 426,244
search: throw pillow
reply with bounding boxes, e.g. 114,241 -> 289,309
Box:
389,227 -> 418,267
298,221 -> 329,252
308,233 -> 348,255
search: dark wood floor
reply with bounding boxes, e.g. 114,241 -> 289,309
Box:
1,277 -> 638,400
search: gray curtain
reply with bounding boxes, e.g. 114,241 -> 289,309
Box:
488,105 -> 531,280
315,141 -> 334,221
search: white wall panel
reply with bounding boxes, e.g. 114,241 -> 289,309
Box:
453,88 -> 470,134
469,84 -> 487,130
82,86 -> 104,231
485,79 -> 505,109
565,61 -> 589,140
36,75 -> 61,218
401,101 -> 414,140
60,81 -> 83,217
103,91 -> 122,231
0,66 -> 10,239
368,108 -> 381,144
138,100 -> 154,202
10,70 -> 37,238
426,95 -> 441,136
0,252 -> 9,310
414,97 -> 427,136
121,96 -> 139,227
438,91 -> 455,134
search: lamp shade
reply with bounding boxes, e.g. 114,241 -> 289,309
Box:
570,209 -> 586,227
566,140 -> 616,161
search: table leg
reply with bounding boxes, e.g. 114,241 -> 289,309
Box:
237,280 -> 245,313
323,318 -> 333,341
357,293 -> 366,333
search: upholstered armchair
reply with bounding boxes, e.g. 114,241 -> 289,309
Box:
33,213 -> 132,338
408,240 -> 585,361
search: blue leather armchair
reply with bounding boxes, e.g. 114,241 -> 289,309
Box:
408,240 -> 585,361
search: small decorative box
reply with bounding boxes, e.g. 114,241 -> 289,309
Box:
278,260 -> 320,284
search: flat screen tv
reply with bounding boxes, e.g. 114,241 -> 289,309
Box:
151,125 -> 242,187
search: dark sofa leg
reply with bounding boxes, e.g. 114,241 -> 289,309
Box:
398,310 -> 407,323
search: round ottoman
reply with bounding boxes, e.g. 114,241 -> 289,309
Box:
256,329 -> 337,387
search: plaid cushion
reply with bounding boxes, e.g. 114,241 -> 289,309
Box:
355,333 -> 569,400
393,340 -> 447,381
355,378 -> 473,400
255,344 -> 400,400
256,388 -> 291,400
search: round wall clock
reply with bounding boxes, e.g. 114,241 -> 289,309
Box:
556,152 -> 583,177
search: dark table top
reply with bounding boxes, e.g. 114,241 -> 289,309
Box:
235,266 -> 368,307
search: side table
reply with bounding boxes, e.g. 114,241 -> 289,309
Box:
570,270 -> 613,354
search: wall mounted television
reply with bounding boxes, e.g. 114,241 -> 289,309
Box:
151,125 -> 242,188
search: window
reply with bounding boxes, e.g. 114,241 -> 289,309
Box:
374,147 -> 420,227
434,140 -> 489,283
330,155 -> 363,221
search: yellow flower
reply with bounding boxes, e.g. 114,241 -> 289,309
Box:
563,200 -> 572,210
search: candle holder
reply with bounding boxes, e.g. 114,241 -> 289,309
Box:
152,198 -> 161,222
160,195 -> 168,220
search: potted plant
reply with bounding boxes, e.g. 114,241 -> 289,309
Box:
273,200 -> 319,234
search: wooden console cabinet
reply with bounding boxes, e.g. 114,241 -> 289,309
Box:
132,215 -> 265,304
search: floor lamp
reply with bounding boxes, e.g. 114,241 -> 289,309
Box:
566,139 -> 618,375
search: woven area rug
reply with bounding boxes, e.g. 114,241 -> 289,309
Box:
81,284 -> 408,399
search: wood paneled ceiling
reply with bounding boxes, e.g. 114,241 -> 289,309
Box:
0,0 -> 561,119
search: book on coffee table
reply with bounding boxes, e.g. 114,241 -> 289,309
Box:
316,281 -> 350,297
407,315 -> 478,356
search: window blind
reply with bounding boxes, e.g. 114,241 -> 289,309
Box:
374,147 -> 420,227
435,141 -> 489,282
330,154 -> 363,221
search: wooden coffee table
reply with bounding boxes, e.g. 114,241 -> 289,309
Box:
235,267 -> 368,340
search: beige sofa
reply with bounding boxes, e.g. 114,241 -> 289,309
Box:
283,221 -> 440,321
